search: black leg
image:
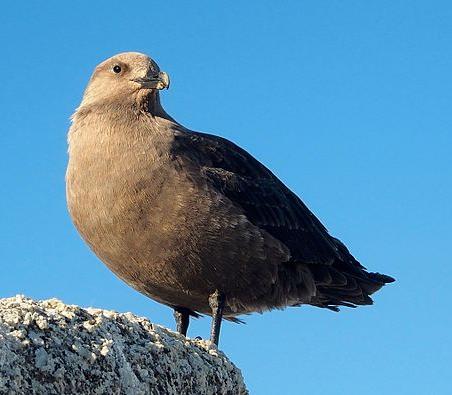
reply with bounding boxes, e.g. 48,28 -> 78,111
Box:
173,307 -> 190,336
209,290 -> 225,346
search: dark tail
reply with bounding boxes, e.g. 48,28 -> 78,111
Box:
308,237 -> 395,310
309,266 -> 395,311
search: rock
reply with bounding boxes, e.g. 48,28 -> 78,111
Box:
0,295 -> 247,395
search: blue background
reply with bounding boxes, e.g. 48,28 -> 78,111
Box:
1,1 -> 451,394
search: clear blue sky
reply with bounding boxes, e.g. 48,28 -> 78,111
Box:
1,1 -> 451,394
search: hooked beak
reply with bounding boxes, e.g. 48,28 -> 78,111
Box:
132,71 -> 170,90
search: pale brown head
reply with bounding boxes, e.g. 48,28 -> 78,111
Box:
79,52 -> 170,110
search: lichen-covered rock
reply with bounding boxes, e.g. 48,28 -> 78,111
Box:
0,295 -> 247,395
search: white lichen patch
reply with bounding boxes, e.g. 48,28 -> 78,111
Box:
0,295 -> 247,395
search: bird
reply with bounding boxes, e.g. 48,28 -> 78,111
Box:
66,52 -> 394,346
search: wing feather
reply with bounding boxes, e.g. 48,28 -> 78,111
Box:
173,130 -> 343,265
172,129 -> 395,309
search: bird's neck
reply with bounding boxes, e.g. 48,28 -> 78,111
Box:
137,90 -> 174,121
74,90 -> 176,125
134,89 -> 162,118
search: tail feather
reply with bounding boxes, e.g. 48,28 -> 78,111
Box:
308,263 -> 394,310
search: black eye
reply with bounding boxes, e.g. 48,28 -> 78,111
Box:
113,65 -> 122,74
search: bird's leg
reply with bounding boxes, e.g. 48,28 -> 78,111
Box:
173,307 -> 190,336
208,290 -> 225,346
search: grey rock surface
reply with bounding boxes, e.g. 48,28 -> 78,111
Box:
0,295 -> 247,395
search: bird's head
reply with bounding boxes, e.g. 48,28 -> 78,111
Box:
79,52 -> 170,111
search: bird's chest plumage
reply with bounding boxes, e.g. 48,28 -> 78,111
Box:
66,120 -> 199,286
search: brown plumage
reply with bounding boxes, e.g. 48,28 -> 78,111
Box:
66,52 -> 394,345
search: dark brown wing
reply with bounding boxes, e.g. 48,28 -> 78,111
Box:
172,129 -> 395,309
173,130 -> 344,265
